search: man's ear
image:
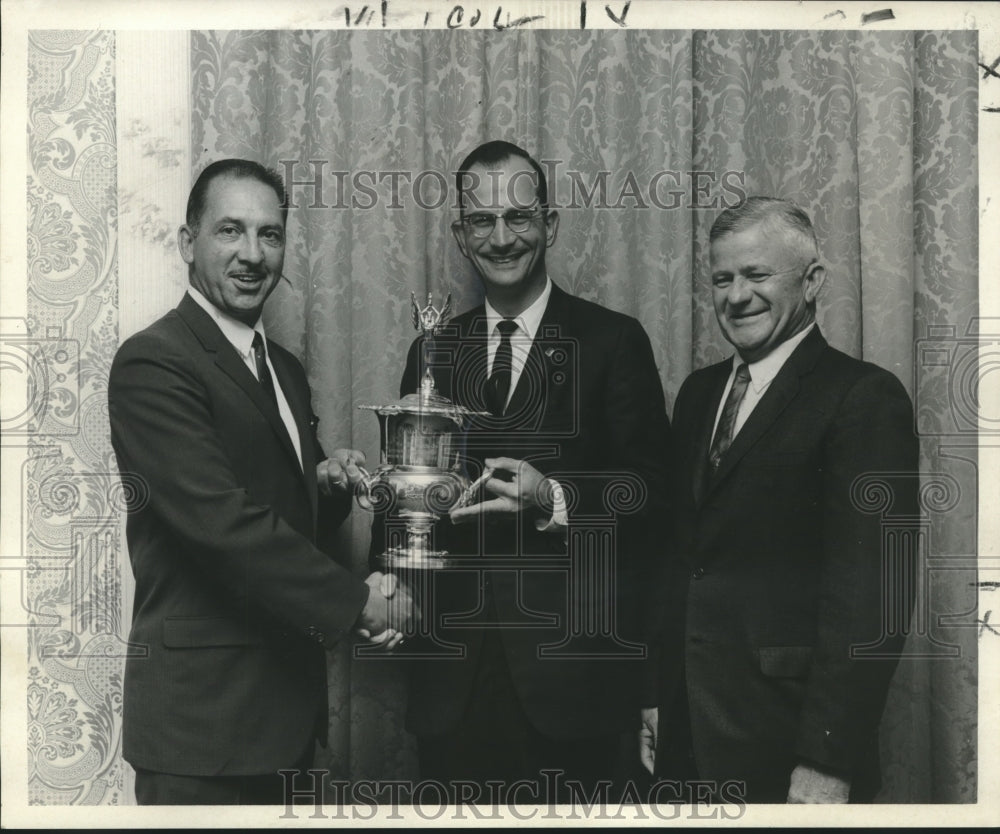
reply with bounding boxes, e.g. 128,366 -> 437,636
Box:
451,222 -> 470,260
177,224 -> 196,265
803,262 -> 826,305
544,210 -> 559,249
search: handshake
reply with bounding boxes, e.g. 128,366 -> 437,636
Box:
319,445 -> 560,651
355,571 -> 419,650
318,448 -> 419,650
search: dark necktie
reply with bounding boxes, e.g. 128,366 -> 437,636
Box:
708,362 -> 751,471
251,331 -> 279,408
486,318 -> 517,417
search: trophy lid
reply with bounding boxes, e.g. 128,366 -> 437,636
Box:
358,370 -> 488,425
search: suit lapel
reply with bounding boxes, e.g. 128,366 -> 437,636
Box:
452,284 -> 579,437
506,283 -> 569,418
268,348 -> 318,521
691,364 -> 731,507
451,311 -> 490,411
707,367 -> 800,491
704,327 -> 828,497
177,295 -> 305,478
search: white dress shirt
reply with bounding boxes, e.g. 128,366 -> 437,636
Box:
483,277 -> 566,530
484,276 -> 553,410
711,323 -> 816,444
187,287 -> 303,471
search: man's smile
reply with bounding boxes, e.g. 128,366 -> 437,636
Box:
727,309 -> 768,323
482,251 -> 528,266
229,271 -> 267,286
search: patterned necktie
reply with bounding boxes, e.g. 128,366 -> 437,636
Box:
708,362 -> 751,471
486,318 -> 518,416
251,332 -> 278,407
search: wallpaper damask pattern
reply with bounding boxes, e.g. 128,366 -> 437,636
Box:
188,29 -> 978,803
24,30 -> 128,805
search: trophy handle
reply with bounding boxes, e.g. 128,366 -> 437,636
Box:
452,465 -> 495,510
355,465 -> 385,510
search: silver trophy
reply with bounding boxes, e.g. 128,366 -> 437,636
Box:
357,293 -> 488,569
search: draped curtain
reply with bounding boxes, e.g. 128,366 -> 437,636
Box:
189,29 -> 978,802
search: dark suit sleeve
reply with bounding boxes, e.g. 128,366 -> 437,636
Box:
594,318 -> 672,662
544,318 -> 670,534
109,336 -> 370,648
603,318 -> 671,534
795,369 -> 918,772
315,464 -> 354,569
400,335 -> 422,397
268,344 -> 354,561
642,373 -> 692,709
550,318 -> 670,568
313,432 -> 356,567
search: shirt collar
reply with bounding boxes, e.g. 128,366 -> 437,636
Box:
735,322 -> 815,393
484,276 -> 552,340
186,286 -> 266,359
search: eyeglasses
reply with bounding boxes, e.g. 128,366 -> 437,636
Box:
457,208 -> 546,238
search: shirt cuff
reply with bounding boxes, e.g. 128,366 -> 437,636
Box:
534,478 -> 569,533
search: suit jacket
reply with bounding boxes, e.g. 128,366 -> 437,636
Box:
386,282 -> 670,738
108,293 -> 369,777
654,326 -> 918,802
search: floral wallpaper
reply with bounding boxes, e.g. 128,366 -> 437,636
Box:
24,29 -> 128,805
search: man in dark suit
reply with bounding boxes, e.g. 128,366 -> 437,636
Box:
641,197 -> 918,803
386,141 -> 670,801
109,159 -> 414,804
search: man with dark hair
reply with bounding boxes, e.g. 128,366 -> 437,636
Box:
109,158 -> 415,804
386,140 -> 670,801
455,138 -> 550,209
642,196 -> 918,803
184,158 -> 290,232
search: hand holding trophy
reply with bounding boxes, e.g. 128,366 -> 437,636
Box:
355,293 -> 488,570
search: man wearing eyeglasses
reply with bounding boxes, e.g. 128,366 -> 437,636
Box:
641,197 -> 918,803
387,140 -> 670,801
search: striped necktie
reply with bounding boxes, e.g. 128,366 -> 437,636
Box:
708,362 -> 751,471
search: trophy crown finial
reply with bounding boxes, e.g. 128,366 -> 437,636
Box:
411,291 -> 453,337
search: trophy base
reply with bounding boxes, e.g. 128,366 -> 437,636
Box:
377,548 -> 453,571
